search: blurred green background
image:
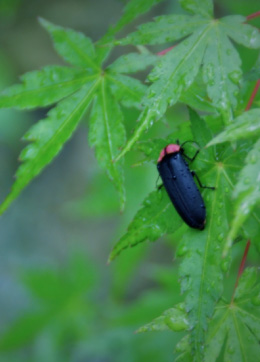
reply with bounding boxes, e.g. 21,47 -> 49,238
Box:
0,0 -> 259,361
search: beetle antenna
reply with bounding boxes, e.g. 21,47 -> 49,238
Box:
180,140 -> 200,149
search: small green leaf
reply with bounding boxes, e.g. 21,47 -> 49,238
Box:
108,188 -> 182,261
0,81 -> 99,214
107,73 -> 147,109
0,66 -> 91,110
203,24 -> 241,119
88,79 -> 126,209
179,0 -> 213,18
224,139 -> 260,255
107,53 -> 157,74
207,109 -> 260,146
39,18 -> 99,71
221,15 -> 260,49
117,15 -> 208,45
136,304 -> 188,333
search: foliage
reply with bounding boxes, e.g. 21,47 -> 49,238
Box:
0,0 -> 260,361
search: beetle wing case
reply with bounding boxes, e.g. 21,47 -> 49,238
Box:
157,152 -> 206,230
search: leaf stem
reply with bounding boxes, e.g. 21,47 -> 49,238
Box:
245,79 -> 260,111
231,240 -> 251,304
157,44 -> 177,56
246,11 -> 260,21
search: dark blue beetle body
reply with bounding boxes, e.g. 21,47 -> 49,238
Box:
157,144 -> 206,230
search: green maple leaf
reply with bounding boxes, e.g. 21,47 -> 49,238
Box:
114,5 -> 260,161
0,0 -> 161,214
205,267 -> 260,362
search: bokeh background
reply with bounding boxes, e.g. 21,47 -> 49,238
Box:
0,0 -> 259,361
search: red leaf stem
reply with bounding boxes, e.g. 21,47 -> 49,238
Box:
157,45 -> 177,56
246,11 -> 260,21
231,240 -> 251,304
245,79 -> 260,111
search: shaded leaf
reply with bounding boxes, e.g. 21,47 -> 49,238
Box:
0,81 -> 98,214
179,0 -> 213,18
180,74 -> 216,113
114,0 -> 165,34
0,66 -> 91,110
188,108 -> 214,163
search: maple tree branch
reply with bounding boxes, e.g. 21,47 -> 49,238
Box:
245,79 -> 260,111
231,240 -> 251,304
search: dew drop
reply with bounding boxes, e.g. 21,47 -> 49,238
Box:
147,90 -> 156,98
217,233 -> 224,241
228,70 -> 241,84
221,259 -> 229,272
176,245 -> 188,257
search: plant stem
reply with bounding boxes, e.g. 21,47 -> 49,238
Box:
246,11 -> 260,21
230,240 -> 251,304
245,79 -> 260,111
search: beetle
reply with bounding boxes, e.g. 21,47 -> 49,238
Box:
157,141 -> 214,230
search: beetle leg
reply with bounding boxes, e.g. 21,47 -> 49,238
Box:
157,183 -> 164,190
191,171 -> 215,190
183,149 -> 200,163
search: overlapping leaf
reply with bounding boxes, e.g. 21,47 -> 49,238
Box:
205,267 -> 260,362
115,13 -> 260,161
223,139 -> 260,255
179,0 -> 213,17
207,109 -> 260,146
112,0 -> 165,34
